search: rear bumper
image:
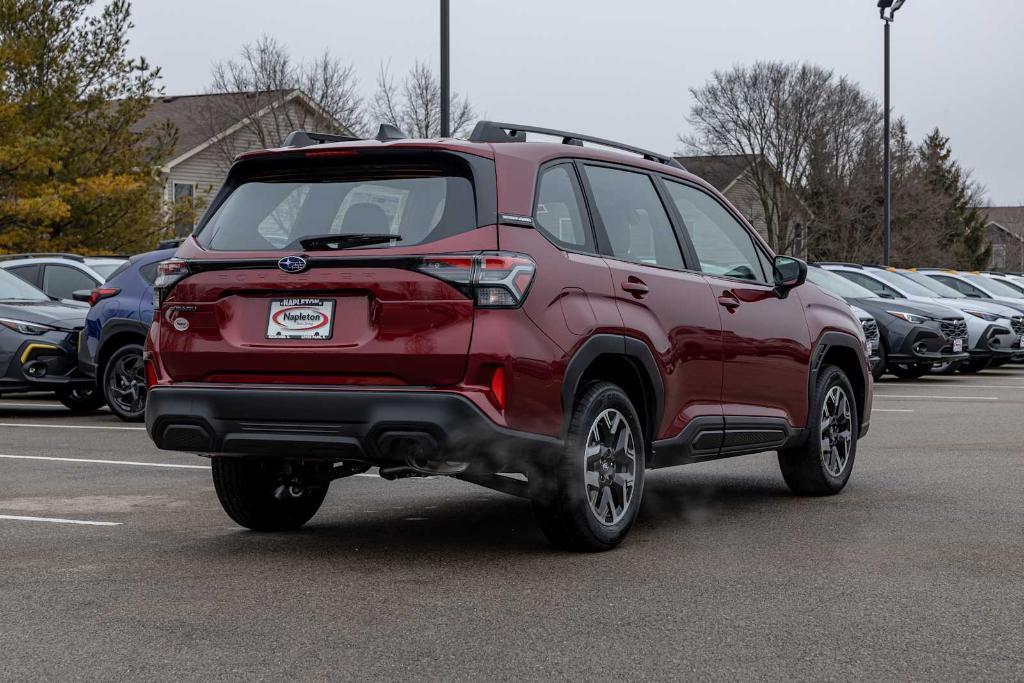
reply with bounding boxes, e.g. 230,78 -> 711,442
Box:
145,385 -> 561,473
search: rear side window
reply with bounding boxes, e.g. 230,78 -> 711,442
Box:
584,166 -> 684,269
138,262 -> 161,285
929,275 -> 985,298
197,156 -> 478,251
6,264 -> 41,287
534,164 -> 594,251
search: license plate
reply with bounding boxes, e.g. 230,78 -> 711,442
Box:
865,341 -> 874,356
266,298 -> 335,340
953,338 -> 963,353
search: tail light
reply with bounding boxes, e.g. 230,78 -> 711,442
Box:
88,287 -> 120,306
152,259 -> 191,309
415,252 -> 536,308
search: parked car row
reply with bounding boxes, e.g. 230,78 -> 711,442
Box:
809,263 -> 1024,378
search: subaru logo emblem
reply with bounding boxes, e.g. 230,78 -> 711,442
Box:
278,256 -> 307,273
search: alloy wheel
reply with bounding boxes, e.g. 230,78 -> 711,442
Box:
819,385 -> 852,477
583,408 -> 637,526
108,352 -> 146,416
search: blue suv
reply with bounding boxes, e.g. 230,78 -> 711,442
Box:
78,246 -> 175,421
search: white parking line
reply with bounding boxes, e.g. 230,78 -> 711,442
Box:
873,408 -> 915,412
0,422 -> 144,431
874,395 -> 999,401
0,453 -> 382,476
876,384 -> 1023,390
0,454 -> 209,469
0,403 -> 70,409
0,514 -> 121,526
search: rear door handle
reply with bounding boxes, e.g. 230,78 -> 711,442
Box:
621,277 -> 649,298
717,292 -> 740,311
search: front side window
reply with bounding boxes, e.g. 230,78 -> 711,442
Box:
929,275 -> 986,298
663,180 -> 766,283
584,166 -> 684,269
534,164 -> 593,251
836,271 -> 900,299
43,265 -> 97,300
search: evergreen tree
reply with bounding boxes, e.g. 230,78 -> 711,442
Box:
918,129 -> 991,269
0,0 -> 175,253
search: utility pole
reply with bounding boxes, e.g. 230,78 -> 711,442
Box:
440,0 -> 450,138
883,18 -> 891,265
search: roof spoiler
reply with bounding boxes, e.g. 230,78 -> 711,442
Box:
283,124 -> 409,149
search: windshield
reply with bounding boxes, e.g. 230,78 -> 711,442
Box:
871,269 -> 939,297
962,273 -> 1024,299
197,157 -> 479,252
0,268 -> 49,301
898,271 -> 965,298
807,267 -> 876,299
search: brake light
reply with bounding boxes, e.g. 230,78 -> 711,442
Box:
152,259 -> 191,308
88,287 -> 120,306
415,252 -> 536,308
305,149 -> 360,158
144,357 -> 158,389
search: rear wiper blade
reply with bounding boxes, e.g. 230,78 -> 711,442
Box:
292,233 -> 402,251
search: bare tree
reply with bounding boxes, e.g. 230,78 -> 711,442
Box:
370,60 -> 475,138
682,61 -> 880,254
197,35 -> 366,168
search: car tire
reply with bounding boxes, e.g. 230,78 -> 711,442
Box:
889,363 -> 930,379
102,343 -> 147,422
212,458 -> 329,531
56,387 -> 106,412
778,365 -> 858,496
531,381 -> 646,552
958,358 -> 991,374
930,360 -> 962,375
871,342 -> 887,381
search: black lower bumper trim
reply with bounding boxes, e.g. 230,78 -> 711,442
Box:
146,386 -> 561,473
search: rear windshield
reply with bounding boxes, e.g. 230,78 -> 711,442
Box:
197,157 -> 478,252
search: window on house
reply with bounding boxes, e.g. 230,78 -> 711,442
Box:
173,183 -> 195,236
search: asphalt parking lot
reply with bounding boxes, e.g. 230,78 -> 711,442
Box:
2,371 -> 1023,681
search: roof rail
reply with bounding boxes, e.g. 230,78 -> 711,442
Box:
468,121 -> 686,170
814,262 -> 864,269
0,252 -> 85,263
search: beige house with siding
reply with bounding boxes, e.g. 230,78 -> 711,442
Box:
980,207 -> 1024,272
674,154 -> 811,258
134,90 -> 347,236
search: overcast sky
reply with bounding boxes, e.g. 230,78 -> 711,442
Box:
127,0 -> 1023,205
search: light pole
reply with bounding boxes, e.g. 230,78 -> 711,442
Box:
877,0 -> 907,266
440,0 -> 450,137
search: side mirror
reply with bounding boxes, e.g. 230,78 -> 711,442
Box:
72,289 -> 92,303
773,255 -> 807,292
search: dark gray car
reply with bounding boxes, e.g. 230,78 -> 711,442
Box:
0,269 -> 104,411
806,266 -> 969,379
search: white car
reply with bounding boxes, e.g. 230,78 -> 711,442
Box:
0,254 -> 124,303
822,264 -> 1023,372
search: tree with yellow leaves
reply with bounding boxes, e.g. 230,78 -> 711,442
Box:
0,0 -> 176,254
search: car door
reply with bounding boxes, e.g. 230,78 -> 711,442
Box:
578,162 -> 724,447
661,178 -> 812,434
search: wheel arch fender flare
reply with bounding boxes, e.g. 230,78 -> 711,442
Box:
809,330 -> 869,421
97,318 -> 150,371
560,334 -> 665,441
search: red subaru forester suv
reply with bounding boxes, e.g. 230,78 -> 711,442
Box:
145,122 -> 872,551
